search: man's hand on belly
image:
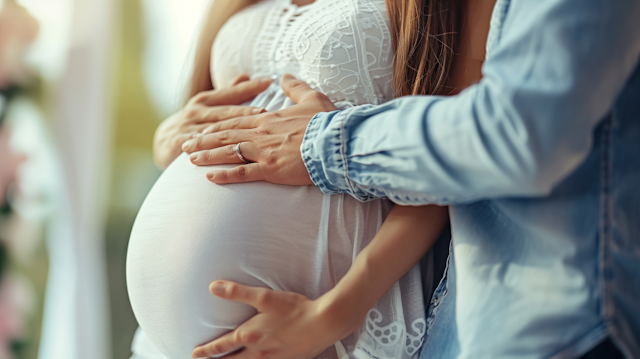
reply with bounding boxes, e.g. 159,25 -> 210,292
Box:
181,74 -> 338,186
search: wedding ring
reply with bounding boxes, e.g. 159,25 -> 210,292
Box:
233,143 -> 252,164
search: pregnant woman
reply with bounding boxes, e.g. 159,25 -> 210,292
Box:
126,0 -> 490,358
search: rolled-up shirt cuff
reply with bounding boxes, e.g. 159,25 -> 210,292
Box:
301,110 -> 345,194
301,109 -> 382,202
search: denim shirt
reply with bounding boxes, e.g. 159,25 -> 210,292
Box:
301,1 -> 640,358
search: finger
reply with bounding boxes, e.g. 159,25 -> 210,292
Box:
209,280 -> 275,311
217,348 -> 259,359
186,123 -> 219,138
280,73 -> 331,105
206,162 -> 266,184
181,129 -> 254,153
190,146 -> 242,165
189,145 -> 238,165
201,116 -> 261,135
173,133 -> 196,149
191,124 -> 216,137
198,106 -> 265,124
230,73 -> 251,86
191,142 -> 258,166
192,331 -> 247,358
192,77 -> 273,106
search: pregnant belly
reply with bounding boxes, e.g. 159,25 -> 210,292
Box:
126,153 -> 335,359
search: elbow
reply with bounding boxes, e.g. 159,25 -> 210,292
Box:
520,172 -> 557,197
469,75 -> 600,199
485,109 -> 592,198
506,147 -> 589,198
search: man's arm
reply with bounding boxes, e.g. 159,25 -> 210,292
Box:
303,0 -> 640,204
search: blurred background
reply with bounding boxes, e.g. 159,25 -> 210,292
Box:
0,0 -> 207,358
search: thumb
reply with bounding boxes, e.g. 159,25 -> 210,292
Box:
230,73 -> 251,86
281,73 -> 330,105
195,77 -> 274,106
210,280 -> 275,312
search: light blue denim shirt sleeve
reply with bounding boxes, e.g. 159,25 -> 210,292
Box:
301,0 -> 640,205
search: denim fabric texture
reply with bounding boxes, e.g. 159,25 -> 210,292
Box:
300,0 -> 640,358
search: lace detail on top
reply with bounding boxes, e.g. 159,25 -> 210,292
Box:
210,2 -> 425,359
212,0 -> 394,106
358,308 -> 427,358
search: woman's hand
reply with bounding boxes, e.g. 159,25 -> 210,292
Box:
192,205 -> 449,359
153,75 -> 273,169
191,281 -> 360,359
181,74 -> 337,185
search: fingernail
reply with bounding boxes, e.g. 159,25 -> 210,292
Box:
260,77 -> 273,84
210,282 -> 225,294
209,282 -> 224,294
206,172 -> 214,180
252,108 -> 265,114
182,140 -> 193,151
190,153 -> 199,162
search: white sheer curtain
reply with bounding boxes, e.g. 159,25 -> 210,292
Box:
20,0 -> 209,357
36,0 -> 115,358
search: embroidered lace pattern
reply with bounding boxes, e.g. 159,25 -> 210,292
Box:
364,308 -> 427,356
212,0 -> 394,105
211,2 -> 425,358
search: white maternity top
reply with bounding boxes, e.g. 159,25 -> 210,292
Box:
127,1 -> 429,359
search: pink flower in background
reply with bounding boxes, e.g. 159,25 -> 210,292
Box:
0,3 -> 39,358
0,275 -> 34,359
0,127 -> 25,204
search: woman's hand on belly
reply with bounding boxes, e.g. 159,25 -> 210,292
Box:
153,75 -> 273,169
191,280 -> 358,359
181,74 -> 337,186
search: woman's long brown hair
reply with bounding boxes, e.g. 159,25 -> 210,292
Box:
185,0 -> 462,102
386,0 -> 463,96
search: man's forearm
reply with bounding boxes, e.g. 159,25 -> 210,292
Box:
302,0 -> 640,205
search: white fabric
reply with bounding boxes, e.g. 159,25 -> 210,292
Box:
128,1 -> 428,359
131,328 -> 170,359
211,0 -> 394,105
